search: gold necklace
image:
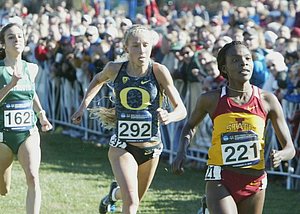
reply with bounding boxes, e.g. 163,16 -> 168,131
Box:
227,86 -> 252,93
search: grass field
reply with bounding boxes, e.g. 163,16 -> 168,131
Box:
0,128 -> 300,214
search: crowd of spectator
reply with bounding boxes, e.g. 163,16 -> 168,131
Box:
0,0 -> 299,148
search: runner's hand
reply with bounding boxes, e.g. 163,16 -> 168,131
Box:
171,152 -> 186,175
71,109 -> 84,125
157,108 -> 170,125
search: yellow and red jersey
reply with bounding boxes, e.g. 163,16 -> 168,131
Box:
208,85 -> 267,170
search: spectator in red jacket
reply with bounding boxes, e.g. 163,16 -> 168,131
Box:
34,38 -> 48,62
144,0 -> 167,26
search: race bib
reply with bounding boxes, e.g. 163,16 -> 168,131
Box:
117,111 -> 152,142
4,100 -> 34,131
118,120 -> 152,141
109,134 -> 127,149
205,165 -> 222,180
221,131 -> 260,167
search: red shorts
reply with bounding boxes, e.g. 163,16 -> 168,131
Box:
221,169 -> 267,203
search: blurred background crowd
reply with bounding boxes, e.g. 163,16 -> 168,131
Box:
0,0 -> 299,162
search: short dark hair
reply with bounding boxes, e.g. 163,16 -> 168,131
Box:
0,23 -> 23,60
0,23 -> 23,44
216,41 -> 248,79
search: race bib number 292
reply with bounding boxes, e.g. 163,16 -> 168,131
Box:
118,120 -> 151,140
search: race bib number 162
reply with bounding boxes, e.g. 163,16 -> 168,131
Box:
4,100 -> 34,131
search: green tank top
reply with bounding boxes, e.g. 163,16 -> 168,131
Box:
0,60 -> 36,131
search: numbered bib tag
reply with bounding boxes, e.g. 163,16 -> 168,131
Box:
117,111 -> 152,142
109,134 -> 127,149
4,100 -> 34,131
221,131 -> 260,167
205,165 -> 222,181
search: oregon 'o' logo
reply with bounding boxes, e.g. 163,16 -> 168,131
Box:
120,87 -> 150,110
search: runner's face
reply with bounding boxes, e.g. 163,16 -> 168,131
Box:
224,45 -> 253,83
126,31 -> 153,66
4,25 -> 25,54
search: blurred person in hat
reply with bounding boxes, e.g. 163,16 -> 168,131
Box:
285,49 -> 299,69
94,27 -> 117,72
160,31 -> 182,76
266,22 -> 282,34
197,50 -> 226,91
105,26 -> 118,41
80,14 -> 93,37
217,0 -> 231,25
84,25 -> 102,77
278,25 -> 291,39
264,30 -> 278,52
119,18 -> 133,37
243,27 -> 269,88
263,51 -> 288,93
228,6 -> 248,27
209,15 -> 223,39
95,16 -> 107,39
226,25 -> 245,42
85,25 -> 101,44
105,16 -> 117,28
82,14 -> 92,26
212,36 -> 232,57
48,13 -> 62,42
274,36 -> 287,53
196,25 -> 216,52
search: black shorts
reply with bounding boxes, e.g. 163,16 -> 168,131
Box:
109,134 -> 163,165
125,143 -> 163,165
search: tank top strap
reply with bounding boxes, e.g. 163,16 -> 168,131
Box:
0,60 -> 5,73
147,61 -> 154,76
252,85 -> 260,99
114,61 -> 127,81
119,61 -> 128,73
22,60 -> 33,82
